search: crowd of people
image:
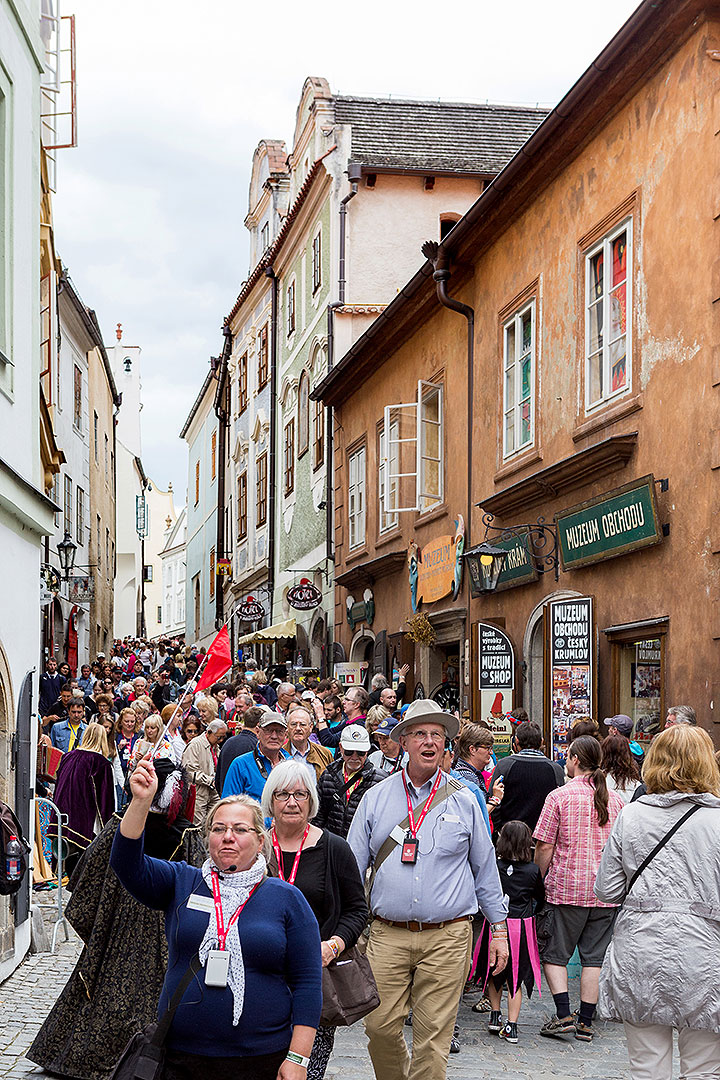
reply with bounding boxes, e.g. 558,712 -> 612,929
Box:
29,639 -> 720,1080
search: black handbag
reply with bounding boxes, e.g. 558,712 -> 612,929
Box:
320,945 -> 380,1027
108,954 -> 202,1080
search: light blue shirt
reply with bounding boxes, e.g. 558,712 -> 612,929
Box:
222,747 -> 289,800
348,766 -> 507,924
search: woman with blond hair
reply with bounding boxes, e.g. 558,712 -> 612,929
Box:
48,723 -> 115,875
595,724 -> 720,1078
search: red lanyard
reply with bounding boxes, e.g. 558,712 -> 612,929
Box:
210,872 -> 261,951
343,767 -> 362,801
402,769 -> 443,838
271,825 -> 309,885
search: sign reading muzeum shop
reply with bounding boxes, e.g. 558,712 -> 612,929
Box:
556,475 -> 662,571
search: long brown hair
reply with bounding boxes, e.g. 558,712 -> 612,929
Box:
601,733 -> 639,789
568,735 -> 610,826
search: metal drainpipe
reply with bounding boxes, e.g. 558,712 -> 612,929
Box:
338,162 -> 362,304
214,324 -> 232,630
266,266 -> 278,637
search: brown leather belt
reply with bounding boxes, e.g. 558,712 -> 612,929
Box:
374,915 -> 471,932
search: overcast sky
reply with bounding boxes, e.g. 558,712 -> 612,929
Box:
54,0 -> 641,505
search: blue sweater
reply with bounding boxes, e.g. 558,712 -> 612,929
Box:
110,830 -> 321,1058
221,747 -> 288,800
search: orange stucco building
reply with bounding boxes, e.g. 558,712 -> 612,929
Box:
315,0 -> 720,756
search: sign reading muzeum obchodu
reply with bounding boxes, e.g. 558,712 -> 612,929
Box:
548,596 -> 594,765
556,475 -> 661,571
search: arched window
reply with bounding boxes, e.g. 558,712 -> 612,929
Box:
297,370 -> 310,457
440,214 -> 461,241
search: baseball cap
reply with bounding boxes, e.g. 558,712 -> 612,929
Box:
604,714 -> 633,736
258,710 -> 287,729
375,716 -> 399,738
301,690 -> 315,702
340,724 -> 371,752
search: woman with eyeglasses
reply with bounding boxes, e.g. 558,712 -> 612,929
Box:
110,754 -> 322,1080
262,760 -> 368,1080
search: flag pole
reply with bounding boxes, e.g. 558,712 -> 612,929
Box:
153,650 -> 212,757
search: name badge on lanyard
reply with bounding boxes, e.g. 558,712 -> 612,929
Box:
400,837 -> 419,864
206,873 -> 261,988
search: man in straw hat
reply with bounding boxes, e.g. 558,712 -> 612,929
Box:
348,699 -> 508,1080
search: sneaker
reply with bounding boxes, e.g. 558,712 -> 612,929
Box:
574,1016 -> 594,1042
499,1021 -> 518,1044
449,1024 -> 461,1053
539,1013 -> 576,1038
488,1010 -> 503,1034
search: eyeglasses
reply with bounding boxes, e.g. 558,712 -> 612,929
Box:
405,730 -> 445,743
209,824 -> 259,837
273,790 -> 310,803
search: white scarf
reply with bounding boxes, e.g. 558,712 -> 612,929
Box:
199,854 -> 267,1025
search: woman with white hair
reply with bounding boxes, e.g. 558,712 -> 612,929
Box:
262,759 -> 368,1080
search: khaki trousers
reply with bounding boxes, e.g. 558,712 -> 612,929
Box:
364,918 -> 473,1080
624,1021 -> 720,1080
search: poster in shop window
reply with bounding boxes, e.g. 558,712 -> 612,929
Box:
477,624 -> 515,758
548,597 -> 594,764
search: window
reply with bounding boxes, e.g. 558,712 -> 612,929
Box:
76,487 -> 84,544
209,548 -> 216,599
96,515 -> 101,573
104,434 -> 109,476
440,215 -> 460,241
258,326 -> 269,388
238,354 -> 248,413
52,475 -> 61,528
237,471 -> 247,540
63,475 -> 72,537
111,540 -> 115,576
211,430 -> 217,480
348,446 -> 366,551
379,420 -> 399,532
297,370 -> 310,457
284,420 -> 295,494
157,605 -> 162,625
312,398 -> 324,469
312,231 -> 322,293
105,529 -> 110,579
73,365 -> 82,430
93,412 -> 98,461
287,281 -> 296,336
194,460 -> 200,505
419,383 -> 443,511
143,564 -> 153,582
256,452 -> 268,525
503,302 -> 535,458
193,574 -> 201,632
585,220 -> 631,410
260,221 -> 269,253
607,624 -> 667,749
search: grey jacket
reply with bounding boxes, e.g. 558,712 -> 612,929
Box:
595,791 -> 720,1032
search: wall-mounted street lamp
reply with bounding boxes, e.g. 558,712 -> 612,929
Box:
464,512 -> 560,595
463,540 -> 509,595
57,532 -> 77,581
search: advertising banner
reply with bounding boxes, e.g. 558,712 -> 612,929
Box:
549,597 -> 594,764
556,475 -> 661,571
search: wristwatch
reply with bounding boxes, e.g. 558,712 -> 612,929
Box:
491,921 -> 507,933
286,1050 -> 310,1068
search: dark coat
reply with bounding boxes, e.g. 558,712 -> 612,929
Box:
313,758 -> 385,839
49,750 -> 115,851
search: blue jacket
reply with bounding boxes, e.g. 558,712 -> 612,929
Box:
222,747 -> 289,800
50,720 -> 87,753
110,830 -> 321,1057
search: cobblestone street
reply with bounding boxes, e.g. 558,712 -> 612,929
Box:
1,900 -> 680,1080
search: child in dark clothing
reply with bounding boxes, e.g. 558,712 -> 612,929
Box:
469,820 -> 545,1043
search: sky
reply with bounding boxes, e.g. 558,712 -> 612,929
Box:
53,0 -> 641,505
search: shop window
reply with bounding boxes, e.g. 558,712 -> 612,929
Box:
348,445 -> 366,551
503,302 -> 535,458
606,622 -> 666,747
585,220 -> 632,411
297,370 -> 310,457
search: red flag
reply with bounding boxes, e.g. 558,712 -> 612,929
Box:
194,625 -> 232,692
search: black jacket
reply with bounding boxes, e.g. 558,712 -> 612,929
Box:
497,859 -> 546,918
313,759 -> 385,839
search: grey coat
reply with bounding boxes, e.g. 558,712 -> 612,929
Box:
594,791 -> 720,1032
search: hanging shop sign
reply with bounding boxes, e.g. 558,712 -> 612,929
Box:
40,565 -> 60,605
494,528 -> 539,592
548,596 -> 594,764
287,579 -> 323,611
334,661 -> 367,685
556,475 -> 661,571
135,495 -> 147,539
68,576 -> 95,603
408,515 -> 465,612
237,596 -> 265,621
346,589 -> 375,629
216,558 -> 232,577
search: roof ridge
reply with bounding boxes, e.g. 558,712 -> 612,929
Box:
335,94 -> 549,111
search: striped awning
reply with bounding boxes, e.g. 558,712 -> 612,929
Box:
237,618 -> 296,645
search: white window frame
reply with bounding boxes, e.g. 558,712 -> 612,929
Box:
348,446 -> 366,551
378,419 -> 399,532
502,301 -> 535,459
584,218 -> 632,413
312,228 -> 322,294
382,380 -> 443,514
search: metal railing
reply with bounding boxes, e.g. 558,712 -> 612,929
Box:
34,796 -> 70,953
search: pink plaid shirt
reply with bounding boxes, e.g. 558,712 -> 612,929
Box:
533,775 -> 624,907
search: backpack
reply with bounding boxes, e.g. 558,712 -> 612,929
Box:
0,799 -> 31,896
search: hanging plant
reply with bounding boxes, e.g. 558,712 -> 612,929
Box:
405,612 -> 436,646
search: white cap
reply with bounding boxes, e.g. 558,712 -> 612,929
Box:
340,724 -> 371,752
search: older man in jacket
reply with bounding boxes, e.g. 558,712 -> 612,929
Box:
314,725 -> 384,838
181,718 -> 227,826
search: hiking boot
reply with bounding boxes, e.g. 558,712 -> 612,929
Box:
499,1021 -> 518,1044
449,1024 -> 461,1053
488,1010 -> 503,1034
574,1015 -> 594,1042
540,1013 -> 576,1038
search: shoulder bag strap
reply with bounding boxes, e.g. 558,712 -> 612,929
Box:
367,777 -> 463,898
626,803 -> 702,894
150,953 -> 203,1047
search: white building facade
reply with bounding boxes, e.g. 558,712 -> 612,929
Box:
160,507 -> 187,638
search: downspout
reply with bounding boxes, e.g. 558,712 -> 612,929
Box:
266,266 -> 279,633
214,324 -> 232,630
337,161 -> 362,304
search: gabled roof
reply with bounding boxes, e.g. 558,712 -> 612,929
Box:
179,365 -> 216,440
334,96 -> 549,175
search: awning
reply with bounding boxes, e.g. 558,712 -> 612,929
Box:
237,618 -> 296,645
